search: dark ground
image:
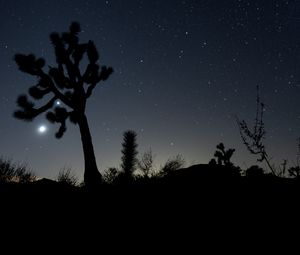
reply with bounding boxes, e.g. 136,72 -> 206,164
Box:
1,164 -> 299,251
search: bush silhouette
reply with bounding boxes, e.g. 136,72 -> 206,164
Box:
137,149 -> 155,178
159,154 -> 185,176
245,165 -> 265,178
56,167 -> 78,186
13,22 -> 113,187
0,157 -> 36,183
103,167 -> 119,184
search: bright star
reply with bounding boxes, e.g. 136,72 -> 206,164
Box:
38,125 -> 47,134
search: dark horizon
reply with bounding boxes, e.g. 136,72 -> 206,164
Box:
1,0 -> 300,180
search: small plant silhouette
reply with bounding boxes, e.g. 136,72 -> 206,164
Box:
13,22 -> 113,187
137,149 -> 155,177
287,139 -> 300,179
288,166 -> 300,179
56,167 -> 78,186
236,86 -> 276,175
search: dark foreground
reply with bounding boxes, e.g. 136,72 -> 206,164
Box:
1,165 -> 299,250
2,164 -> 300,216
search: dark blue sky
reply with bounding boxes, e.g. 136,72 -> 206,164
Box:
1,0 -> 300,180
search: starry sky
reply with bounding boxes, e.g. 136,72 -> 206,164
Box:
1,0 -> 300,180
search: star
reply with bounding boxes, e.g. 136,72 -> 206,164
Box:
38,125 -> 47,134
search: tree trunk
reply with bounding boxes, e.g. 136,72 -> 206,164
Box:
78,114 -> 102,187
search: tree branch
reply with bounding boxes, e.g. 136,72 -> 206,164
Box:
85,66 -> 113,98
85,82 -> 97,98
38,70 -> 75,108
35,96 -> 57,115
14,96 -> 57,121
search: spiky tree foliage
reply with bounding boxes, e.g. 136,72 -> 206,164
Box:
121,130 -> 138,179
236,86 -> 276,175
13,22 -> 113,187
213,143 -> 235,167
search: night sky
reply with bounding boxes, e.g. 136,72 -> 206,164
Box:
1,0 -> 300,180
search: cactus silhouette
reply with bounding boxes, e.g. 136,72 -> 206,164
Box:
13,22 -> 113,187
121,130 -> 138,180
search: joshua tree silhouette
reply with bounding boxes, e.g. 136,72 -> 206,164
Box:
213,143 -> 235,167
13,22 -> 113,187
